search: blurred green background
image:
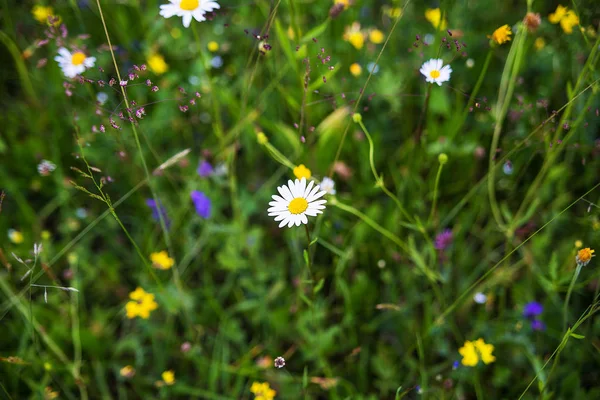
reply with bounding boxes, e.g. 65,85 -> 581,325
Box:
1,0 -> 599,399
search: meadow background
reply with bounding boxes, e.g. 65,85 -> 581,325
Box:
1,0 -> 600,399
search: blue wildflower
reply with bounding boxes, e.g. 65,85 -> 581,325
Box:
146,198 -> 170,228
523,301 -> 543,319
434,229 -> 453,250
197,160 -> 214,178
191,190 -> 211,218
531,319 -> 546,331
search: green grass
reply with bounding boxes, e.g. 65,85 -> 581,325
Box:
1,0 -> 599,399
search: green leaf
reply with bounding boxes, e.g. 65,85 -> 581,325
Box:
570,332 -> 585,339
302,366 -> 308,388
309,237 -> 318,247
313,278 -> 325,294
300,18 -> 330,44
303,249 -> 309,266
299,293 -> 312,307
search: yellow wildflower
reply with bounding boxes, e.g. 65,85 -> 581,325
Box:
125,287 -> 158,319
32,5 -> 60,26
369,29 -> 384,44
489,24 -> 512,45
383,6 -> 402,18
293,164 -> 311,180
343,22 -> 365,50
459,338 -> 496,367
44,387 -> 59,400
549,5 -> 579,34
349,63 -> 362,76
120,365 -> 136,378
250,381 -> 276,400
334,0 -> 351,9
8,229 -> 23,244
576,248 -> 595,267
207,41 -> 219,52
41,230 -> 51,240
162,370 -> 176,385
425,8 -> 447,30
575,240 -> 583,248
534,37 -> 546,50
150,251 -> 175,270
148,53 -> 168,75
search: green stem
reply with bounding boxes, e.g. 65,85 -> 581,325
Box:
563,263 -> 583,330
428,162 -> 444,223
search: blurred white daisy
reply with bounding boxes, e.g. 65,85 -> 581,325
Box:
268,178 -> 326,228
159,0 -> 220,28
320,177 -> 336,195
37,160 -> 56,176
55,48 -> 95,78
419,58 -> 452,86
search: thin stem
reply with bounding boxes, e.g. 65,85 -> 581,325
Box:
415,84 -> 432,142
428,162 -> 444,223
563,263 -> 583,330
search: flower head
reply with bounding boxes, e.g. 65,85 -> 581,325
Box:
434,229 -> 453,250
549,5 -> 579,34
268,178 -> 326,228
343,22 -> 365,50
150,251 -> 175,270
425,8 -> 447,30
162,370 -> 176,385
191,190 -> 211,218
250,382 -> 276,400
293,164 -> 311,180
148,53 -> 169,75
146,199 -> 171,228
524,12 -> 541,32
489,24 -> 512,45
8,229 -> 24,244
159,0 -> 220,28
420,59 -> 452,86
523,301 -> 543,319
207,41 -> 219,52
274,356 -> 286,368
531,319 -> 546,331
120,365 -> 136,378
32,5 -> 60,26
44,387 -> 59,400
576,247 -> 595,266
369,29 -> 384,44
320,177 -> 336,195
349,63 -> 362,76
197,160 -> 214,177
55,48 -> 96,79
125,287 -> 158,319
459,338 -> 495,367
38,160 -> 56,176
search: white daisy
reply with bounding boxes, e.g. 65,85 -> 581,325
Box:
419,58 -> 452,86
159,0 -> 220,28
319,177 -> 336,195
54,48 -> 95,79
268,178 -> 327,228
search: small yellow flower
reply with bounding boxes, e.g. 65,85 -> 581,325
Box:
349,63 -> 362,76
534,37 -> 546,50
32,5 -> 56,24
549,5 -> 579,34
250,381 -> 276,400
383,6 -> 402,18
576,248 -> 595,267
549,5 -> 568,24
44,387 -> 59,400
125,287 -> 158,319
257,132 -> 268,145
334,0 -> 350,9
44,362 -> 53,371
489,24 -> 512,45
459,338 -> 495,367
369,29 -> 384,44
120,365 -> 136,378
207,41 -> 219,52
41,230 -> 51,240
343,22 -> 365,50
148,53 -> 168,75
162,370 -> 176,385
150,251 -> 175,270
575,240 -> 583,248
293,164 -> 311,180
287,26 -> 295,40
8,229 -> 24,244
425,8 -> 447,30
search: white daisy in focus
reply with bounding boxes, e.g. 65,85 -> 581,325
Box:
55,48 -> 95,78
159,0 -> 220,28
320,177 -> 336,195
419,58 -> 452,86
268,178 -> 327,228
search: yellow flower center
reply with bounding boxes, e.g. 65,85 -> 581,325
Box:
71,52 -> 86,66
180,0 -> 199,10
577,248 -> 594,263
430,70 -> 441,79
288,198 -> 308,214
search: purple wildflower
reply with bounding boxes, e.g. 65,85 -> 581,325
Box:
531,319 -> 546,331
434,229 -> 453,250
145,198 -> 170,228
191,191 -> 211,219
197,160 -> 214,178
523,301 -> 543,319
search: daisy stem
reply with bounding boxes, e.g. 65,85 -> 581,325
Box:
563,263 -> 583,331
414,83 -> 432,142
304,223 -> 313,281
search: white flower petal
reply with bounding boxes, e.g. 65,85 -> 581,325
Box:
182,12 -> 193,27
306,190 -> 326,203
277,185 -> 293,201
